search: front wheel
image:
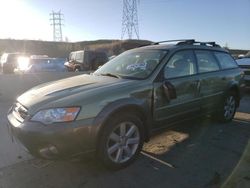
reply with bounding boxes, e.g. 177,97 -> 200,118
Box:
97,114 -> 144,169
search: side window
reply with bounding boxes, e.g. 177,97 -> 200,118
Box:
164,50 -> 196,79
0,53 -> 8,64
75,52 -> 83,63
214,52 -> 238,69
195,50 -> 220,73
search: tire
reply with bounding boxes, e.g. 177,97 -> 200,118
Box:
3,66 -> 13,74
217,92 -> 237,122
74,67 -> 81,72
97,113 -> 144,169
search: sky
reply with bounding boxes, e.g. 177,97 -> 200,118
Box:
0,0 -> 249,49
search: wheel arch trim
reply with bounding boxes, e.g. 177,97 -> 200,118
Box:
226,81 -> 240,107
92,98 -> 152,147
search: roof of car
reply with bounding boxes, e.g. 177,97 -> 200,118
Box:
30,57 -> 65,60
135,39 -> 227,52
3,52 -> 28,56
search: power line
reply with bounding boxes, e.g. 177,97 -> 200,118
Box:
50,11 -> 64,42
121,0 -> 140,40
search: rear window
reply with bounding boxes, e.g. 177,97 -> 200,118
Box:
75,52 -> 83,63
214,52 -> 238,69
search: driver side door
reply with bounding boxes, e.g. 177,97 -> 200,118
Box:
153,50 -> 201,126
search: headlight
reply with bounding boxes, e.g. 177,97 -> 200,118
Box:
31,107 -> 80,124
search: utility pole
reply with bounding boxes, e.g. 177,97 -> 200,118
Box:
121,0 -> 139,40
50,11 -> 64,42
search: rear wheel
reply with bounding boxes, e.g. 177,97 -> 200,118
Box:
3,66 -> 13,74
217,92 -> 237,122
98,114 -> 144,169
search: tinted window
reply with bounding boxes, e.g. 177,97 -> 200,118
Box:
164,50 -> 196,79
195,50 -> 220,73
214,52 -> 238,69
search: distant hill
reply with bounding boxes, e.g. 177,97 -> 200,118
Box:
0,39 -> 151,58
0,39 -> 248,58
227,49 -> 249,58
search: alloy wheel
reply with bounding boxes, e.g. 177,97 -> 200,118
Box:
106,121 -> 140,164
224,95 -> 236,120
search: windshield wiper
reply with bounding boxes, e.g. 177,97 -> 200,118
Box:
100,73 -> 120,78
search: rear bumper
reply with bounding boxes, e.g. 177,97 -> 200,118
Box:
7,111 -> 97,160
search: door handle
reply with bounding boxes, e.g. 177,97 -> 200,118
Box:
196,80 -> 201,94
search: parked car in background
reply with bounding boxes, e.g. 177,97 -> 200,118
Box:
0,53 -> 28,73
7,40 -> 245,169
64,50 -> 108,72
24,57 -> 67,73
236,57 -> 250,87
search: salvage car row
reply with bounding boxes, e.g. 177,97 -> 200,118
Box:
1,48 -> 249,88
0,50 -> 108,74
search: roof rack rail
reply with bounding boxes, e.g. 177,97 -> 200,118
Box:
194,41 -> 221,47
177,40 -> 221,47
152,39 -> 195,45
149,39 -> 221,48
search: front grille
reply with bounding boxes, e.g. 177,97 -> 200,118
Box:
12,102 -> 28,122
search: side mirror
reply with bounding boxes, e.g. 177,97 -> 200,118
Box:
163,81 -> 177,100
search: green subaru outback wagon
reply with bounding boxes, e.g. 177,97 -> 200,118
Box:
7,40 -> 245,169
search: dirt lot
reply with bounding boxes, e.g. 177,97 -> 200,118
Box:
0,94 -> 249,188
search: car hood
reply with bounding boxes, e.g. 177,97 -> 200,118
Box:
236,58 -> 250,66
17,74 -> 134,112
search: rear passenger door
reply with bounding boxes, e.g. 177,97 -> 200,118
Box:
194,50 -> 224,111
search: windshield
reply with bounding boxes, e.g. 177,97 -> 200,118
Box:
94,49 -> 167,79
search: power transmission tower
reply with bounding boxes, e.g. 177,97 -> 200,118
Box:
121,0 -> 139,40
50,11 -> 64,41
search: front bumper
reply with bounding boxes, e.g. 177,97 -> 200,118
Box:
7,109 -> 97,160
